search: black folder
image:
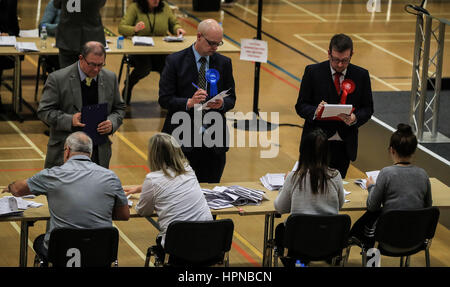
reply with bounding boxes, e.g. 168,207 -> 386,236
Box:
81,103 -> 108,145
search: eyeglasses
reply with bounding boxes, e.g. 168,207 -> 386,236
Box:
83,57 -> 106,68
201,34 -> 223,47
330,56 -> 351,64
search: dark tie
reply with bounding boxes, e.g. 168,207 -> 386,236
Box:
198,57 -> 207,90
334,72 -> 342,95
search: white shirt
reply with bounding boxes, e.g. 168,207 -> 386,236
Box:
135,164 -> 213,246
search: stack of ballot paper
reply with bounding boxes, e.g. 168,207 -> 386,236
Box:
354,170 -> 380,189
163,35 -> 184,42
202,185 -> 266,210
15,42 -> 39,52
0,195 -> 43,216
260,173 -> 285,190
0,36 -> 17,46
132,36 -> 154,46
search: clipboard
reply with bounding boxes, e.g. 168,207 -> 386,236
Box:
81,103 -> 108,145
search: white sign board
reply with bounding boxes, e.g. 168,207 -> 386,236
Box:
240,39 -> 268,63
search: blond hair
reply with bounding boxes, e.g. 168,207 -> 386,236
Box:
147,133 -> 188,177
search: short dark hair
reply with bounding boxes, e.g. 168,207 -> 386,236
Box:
389,123 -> 418,157
134,0 -> 164,14
80,41 -> 106,59
329,34 -> 353,54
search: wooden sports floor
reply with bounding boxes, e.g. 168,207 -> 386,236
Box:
0,0 -> 449,267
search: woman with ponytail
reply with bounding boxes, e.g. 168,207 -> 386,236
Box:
349,123 -> 432,248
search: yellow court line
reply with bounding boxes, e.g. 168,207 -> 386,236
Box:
115,131 -> 148,161
112,223 -> 154,266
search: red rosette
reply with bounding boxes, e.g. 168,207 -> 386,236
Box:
342,79 -> 355,94
340,79 -> 355,104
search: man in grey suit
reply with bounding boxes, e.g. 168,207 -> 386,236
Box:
38,41 -> 125,169
54,0 -> 106,68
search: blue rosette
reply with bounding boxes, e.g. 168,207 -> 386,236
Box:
206,68 -> 220,98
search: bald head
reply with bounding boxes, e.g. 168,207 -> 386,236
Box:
195,19 -> 223,56
197,19 -> 223,36
81,41 -> 106,58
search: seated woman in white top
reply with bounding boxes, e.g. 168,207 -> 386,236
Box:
125,133 -> 213,255
274,128 -> 345,255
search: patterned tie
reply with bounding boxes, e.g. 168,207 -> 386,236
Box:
334,72 -> 342,95
85,77 -> 93,87
198,57 -> 207,90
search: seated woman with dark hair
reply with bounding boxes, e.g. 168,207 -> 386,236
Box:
118,0 -> 186,104
274,128 -> 345,257
349,123 -> 433,248
124,133 -> 212,260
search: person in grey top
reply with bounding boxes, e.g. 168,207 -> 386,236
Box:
349,123 -> 432,248
274,129 -> 345,254
2,132 -> 130,256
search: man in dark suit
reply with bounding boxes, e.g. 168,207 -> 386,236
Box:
54,0 -> 106,68
296,34 -> 374,178
159,19 -> 236,183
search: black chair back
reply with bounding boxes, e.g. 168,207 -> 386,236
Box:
375,207 -> 440,255
284,213 -> 351,261
164,219 -> 234,266
47,227 -> 119,267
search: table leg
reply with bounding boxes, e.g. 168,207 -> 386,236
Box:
262,213 -> 275,267
11,55 -> 24,122
19,221 -> 34,267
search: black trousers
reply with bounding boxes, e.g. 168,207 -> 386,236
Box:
58,49 -> 79,69
124,55 -> 166,104
184,148 -> 226,183
349,210 -> 382,248
328,140 -> 350,179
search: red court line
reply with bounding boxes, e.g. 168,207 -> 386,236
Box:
179,17 -> 198,29
261,65 -> 300,91
231,241 -> 261,267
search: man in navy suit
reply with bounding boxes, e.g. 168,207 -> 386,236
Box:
296,34 -> 374,178
159,19 -> 236,183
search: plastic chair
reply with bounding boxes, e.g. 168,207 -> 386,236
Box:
273,213 -> 351,267
348,207 -> 440,267
145,219 -> 234,267
33,227 -> 119,267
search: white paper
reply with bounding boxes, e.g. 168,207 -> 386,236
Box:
19,29 -> 39,38
196,89 -> 231,111
132,36 -> 154,46
0,197 -> 19,216
366,170 -> 380,182
15,42 -> 39,52
260,173 -> 285,191
321,104 -> 353,118
240,38 -> 268,63
0,36 -> 17,46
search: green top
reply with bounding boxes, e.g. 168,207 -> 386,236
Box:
118,2 -> 182,37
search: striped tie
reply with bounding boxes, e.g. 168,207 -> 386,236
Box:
198,57 -> 207,90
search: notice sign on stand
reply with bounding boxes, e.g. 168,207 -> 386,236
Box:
240,39 -> 268,63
